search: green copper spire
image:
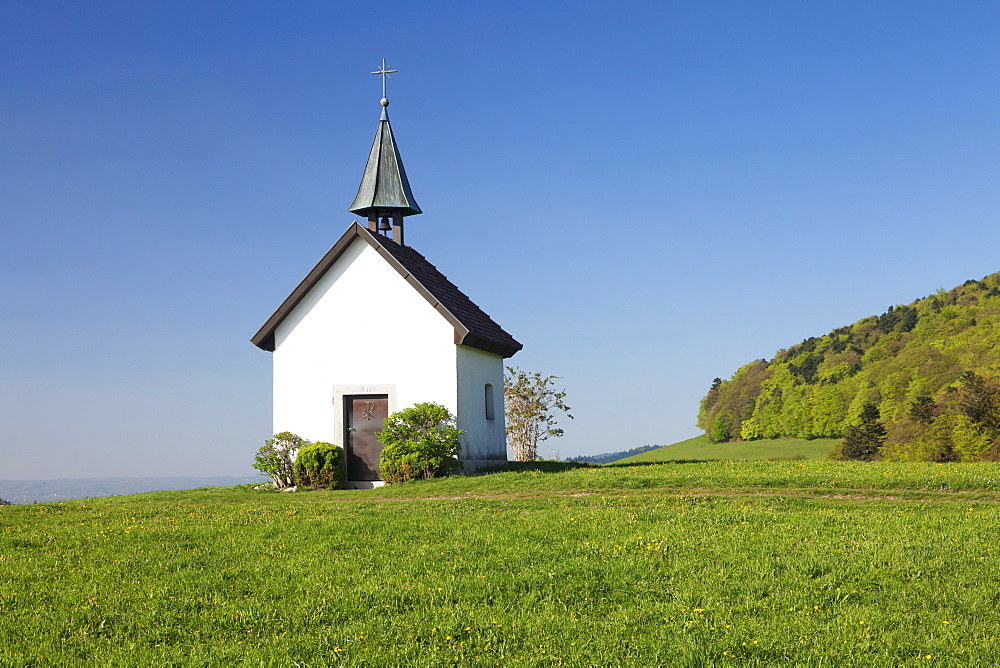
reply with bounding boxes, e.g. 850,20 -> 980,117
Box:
348,60 -> 421,220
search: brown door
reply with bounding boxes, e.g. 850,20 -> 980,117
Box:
345,395 -> 389,480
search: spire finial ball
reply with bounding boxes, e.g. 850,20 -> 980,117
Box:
380,97 -> 389,108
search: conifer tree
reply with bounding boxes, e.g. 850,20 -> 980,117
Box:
834,403 -> 886,460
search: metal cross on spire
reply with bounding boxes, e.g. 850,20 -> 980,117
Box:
371,58 -> 397,100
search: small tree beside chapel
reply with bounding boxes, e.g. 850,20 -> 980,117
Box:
505,366 -> 573,461
253,432 -> 304,489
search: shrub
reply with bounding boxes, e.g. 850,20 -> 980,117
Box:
377,402 -> 464,484
254,432 -> 304,489
294,442 -> 346,490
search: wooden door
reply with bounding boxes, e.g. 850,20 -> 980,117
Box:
345,395 -> 389,480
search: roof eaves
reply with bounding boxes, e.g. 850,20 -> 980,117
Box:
369,237 -> 520,358
367,238 -> 470,337
460,332 -> 523,359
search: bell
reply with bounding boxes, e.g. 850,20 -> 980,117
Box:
378,217 -> 392,232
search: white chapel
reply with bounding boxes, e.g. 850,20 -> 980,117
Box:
251,72 -> 521,483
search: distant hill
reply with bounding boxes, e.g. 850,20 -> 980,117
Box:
614,435 -> 838,464
0,476 -> 267,504
699,272 -> 1000,461
566,445 -> 664,465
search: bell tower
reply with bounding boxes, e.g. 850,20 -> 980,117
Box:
348,59 -> 421,246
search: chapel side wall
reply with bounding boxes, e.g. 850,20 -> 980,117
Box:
456,345 -> 508,468
271,239 -> 458,446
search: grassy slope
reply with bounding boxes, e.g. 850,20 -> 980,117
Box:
615,435 -> 840,463
3,462 -> 1000,664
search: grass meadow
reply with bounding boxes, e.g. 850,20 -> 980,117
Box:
3,461 -> 1000,665
616,435 -> 840,464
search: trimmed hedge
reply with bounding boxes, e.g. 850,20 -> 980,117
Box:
377,402 -> 463,484
294,442 -> 347,490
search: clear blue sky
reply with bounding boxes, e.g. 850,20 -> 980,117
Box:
3,1 -> 999,479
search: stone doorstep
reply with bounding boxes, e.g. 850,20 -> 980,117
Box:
342,459 -> 510,490
343,480 -> 386,490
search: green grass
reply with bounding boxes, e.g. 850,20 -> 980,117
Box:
4,461 -> 1000,664
616,434 -> 840,463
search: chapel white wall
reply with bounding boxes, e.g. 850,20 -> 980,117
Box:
271,238 -> 457,445
455,345 -> 507,464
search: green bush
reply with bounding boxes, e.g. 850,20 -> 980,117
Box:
294,442 -> 347,490
377,402 -> 464,484
254,432 -> 304,489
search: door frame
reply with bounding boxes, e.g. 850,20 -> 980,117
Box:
332,385 -> 396,475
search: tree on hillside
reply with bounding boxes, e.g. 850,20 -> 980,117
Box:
505,367 -> 572,461
697,270 -> 1000,457
709,410 -> 734,443
831,403 -> 886,461
698,362 -> 771,442
951,371 -> 1000,431
931,372 -> 1000,461
883,375 -> 1000,462
567,444 -> 663,465
909,395 -> 937,424
740,416 -> 762,441
697,378 -> 724,434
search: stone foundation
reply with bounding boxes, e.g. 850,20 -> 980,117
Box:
461,458 -> 509,474
343,480 -> 386,489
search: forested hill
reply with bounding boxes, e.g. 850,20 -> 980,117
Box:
699,272 -> 1000,461
566,445 -> 663,465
